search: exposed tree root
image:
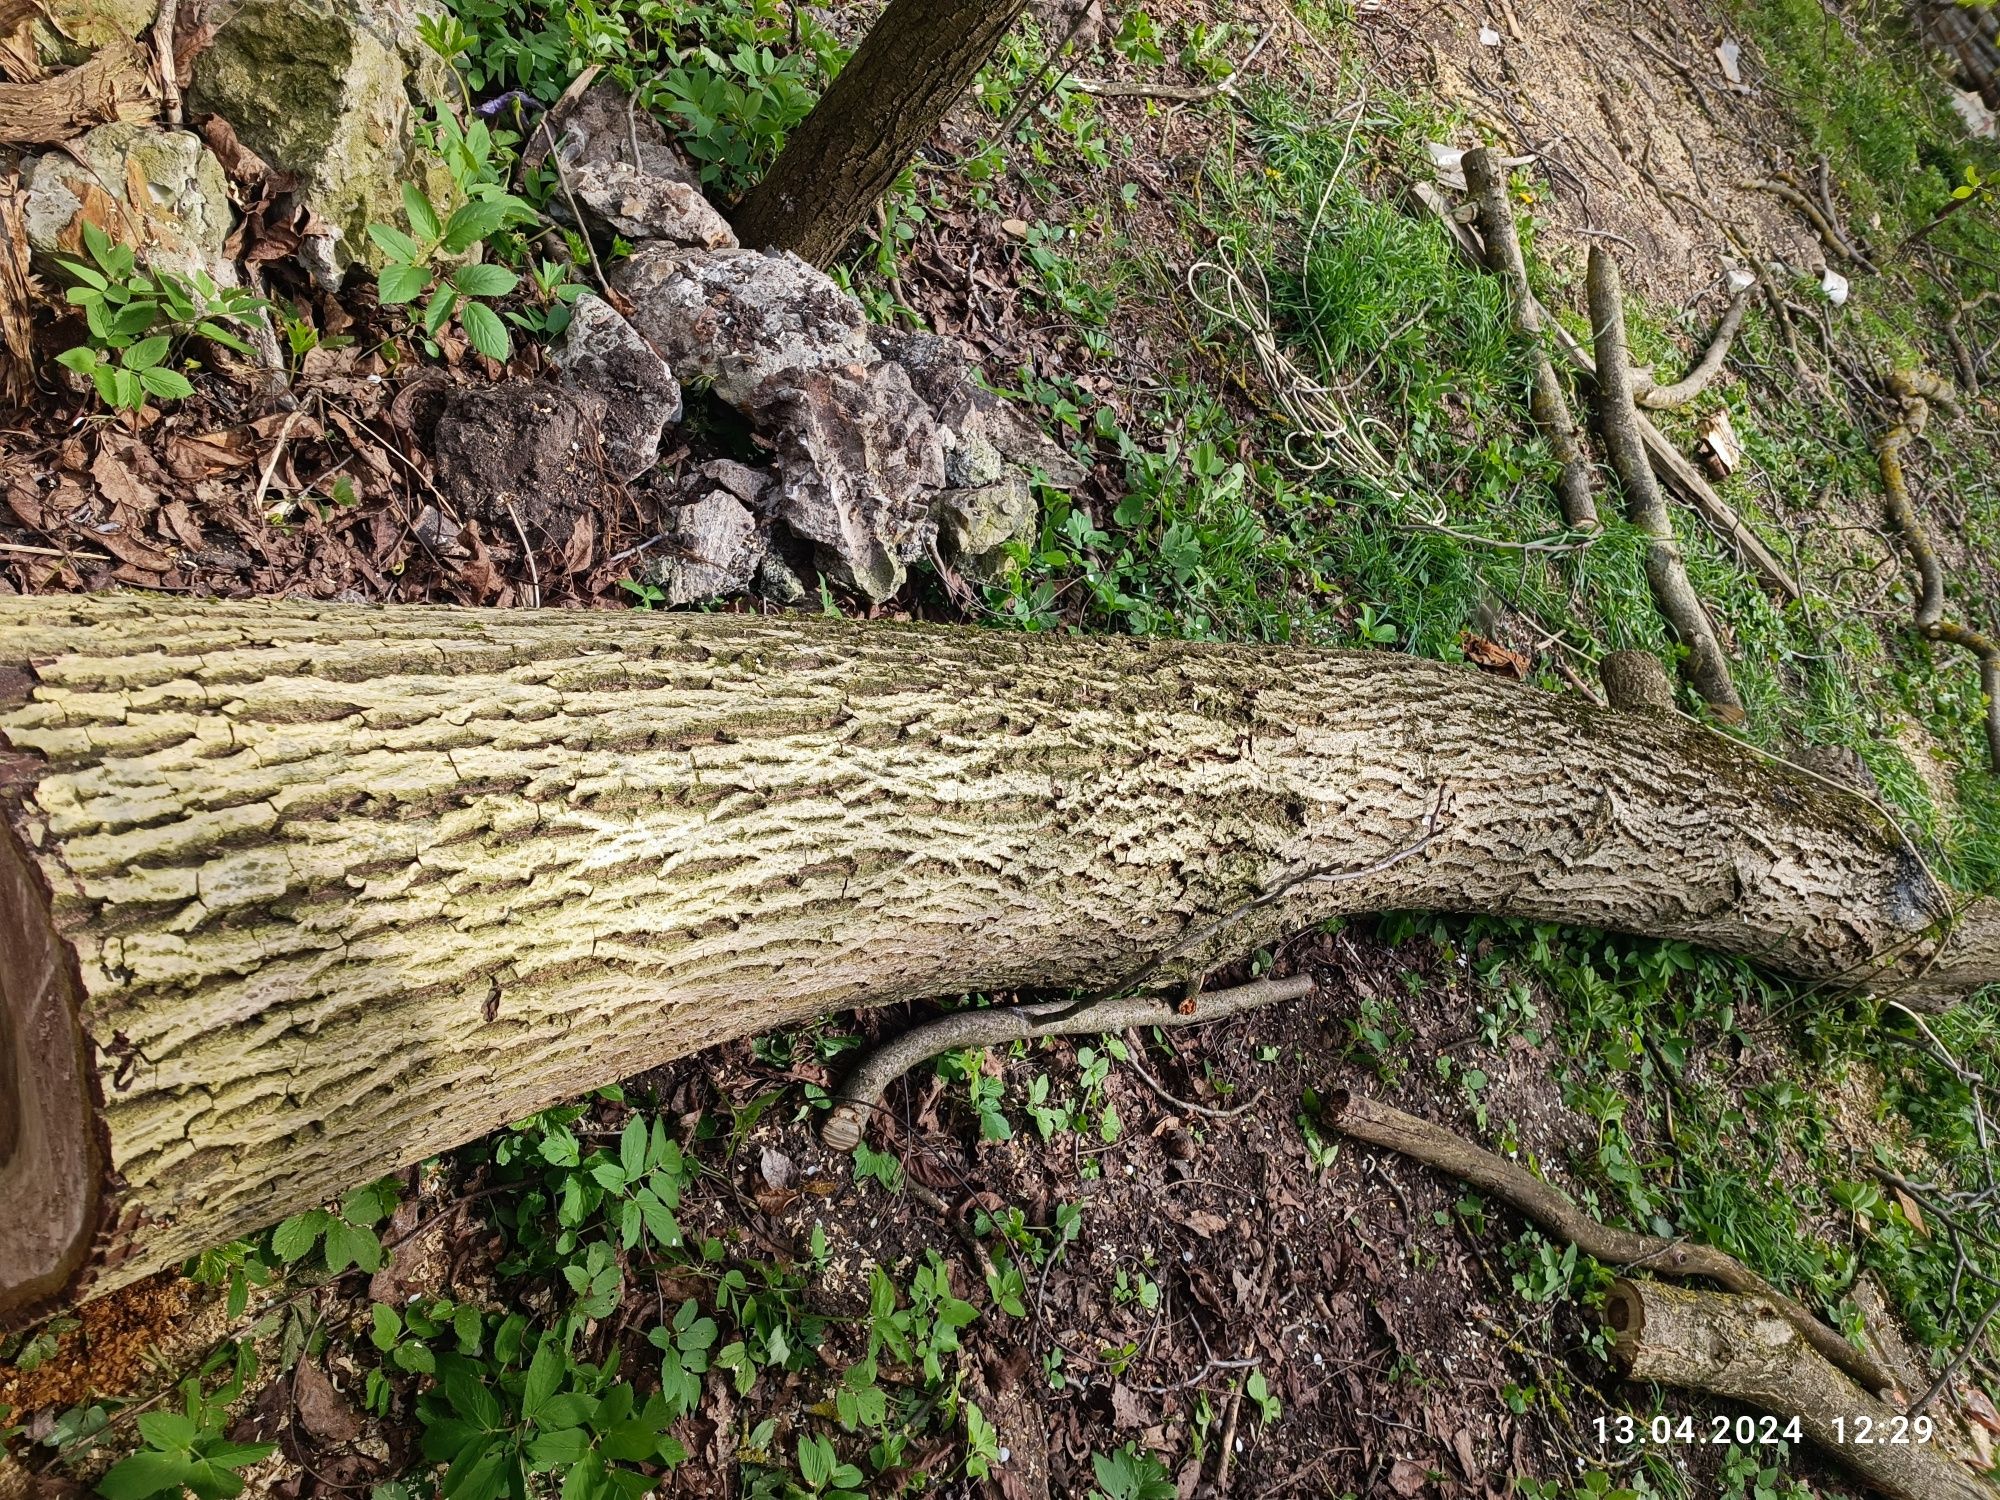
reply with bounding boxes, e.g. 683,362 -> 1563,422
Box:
1321,1091 -> 1892,1393
1744,176 -> 1877,274
1464,147 -> 1599,531
1875,369 -> 2000,772
820,975 -> 1315,1151
1636,286 -> 1750,410
1608,1280 -> 1996,1500
1587,247 -> 1746,723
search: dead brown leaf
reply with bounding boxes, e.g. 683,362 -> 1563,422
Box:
290,1359 -> 362,1445
1461,634 -> 1529,679
1388,1457 -> 1429,1495
1109,1381 -> 1152,1430
91,441 -> 157,515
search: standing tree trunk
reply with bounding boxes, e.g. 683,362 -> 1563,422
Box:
732,0 -> 1027,266
3,596 -> 1998,1326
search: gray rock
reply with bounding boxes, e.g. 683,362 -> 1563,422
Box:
944,427 -> 1005,488
642,490 -> 763,605
549,80 -> 701,184
23,124 -> 232,277
753,530 -> 815,607
695,459 -> 778,515
187,0 -> 456,272
937,476 -> 1036,562
870,324 -> 1087,489
763,361 -> 946,602
571,160 -> 737,249
613,246 -> 878,407
550,294 -> 681,482
32,0 -> 156,65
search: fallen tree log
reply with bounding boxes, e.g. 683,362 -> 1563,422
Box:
1608,1280 -> 1996,1500
3,595 -> 1999,1326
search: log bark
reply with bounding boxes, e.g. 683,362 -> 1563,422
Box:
730,0 -> 1028,267
1607,1280 -> 1997,1500
1588,246 -> 1745,724
0,35 -> 156,146
1463,147 -> 1600,532
2,596 -> 1999,1326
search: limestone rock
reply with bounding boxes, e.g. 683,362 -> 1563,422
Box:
187,0 -> 455,272
871,325 -> 1088,489
550,293 -> 680,482
936,475 -> 1036,570
32,0 -> 157,65
762,361 -> 945,603
613,246 -> 877,407
571,161 -> 737,249
641,490 -> 763,605
694,459 -> 778,515
547,80 -> 699,183
22,124 -> 231,278
753,531 -> 815,607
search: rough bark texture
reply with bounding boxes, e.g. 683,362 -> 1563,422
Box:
730,0 -> 1028,267
1,596 -> 1997,1326
0,34 -> 155,144
1463,147 -> 1599,532
1589,247 -> 1745,724
1608,1280 -> 1996,1500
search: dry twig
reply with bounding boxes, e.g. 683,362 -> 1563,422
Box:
1323,1091 -> 1893,1392
1588,246 -> 1745,722
1464,146 -> 1598,530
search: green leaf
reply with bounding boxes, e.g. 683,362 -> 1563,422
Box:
96,1449 -> 195,1499
377,263 -> 431,306
111,367 -> 144,412
521,1337 -> 563,1423
194,321 -> 257,357
134,1411 -> 200,1452
401,184 -> 443,244
459,300 -> 511,362
442,197 -> 528,254
619,1118 -> 647,1183
138,367 -> 195,402
121,335 -> 171,372
369,224 -> 425,264
393,1341 -> 436,1374
798,1433 -> 832,1490
450,263 -> 519,298
370,1303 -> 401,1350
55,346 -> 101,375
199,1442 -> 276,1471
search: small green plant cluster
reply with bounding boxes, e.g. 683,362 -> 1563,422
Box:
443,0 -> 843,194
93,1346 -> 272,1500
53,224 -> 269,416
367,113 -> 538,362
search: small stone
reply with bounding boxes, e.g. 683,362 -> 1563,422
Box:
944,428 -> 1005,488
613,246 -> 878,408
410,504 -> 460,552
753,533 -> 814,607
550,293 -> 681,482
642,489 -> 763,605
571,160 -> 738,249
549,80 -> 699,182
870,326 -> 1086,489
696,459 -> 778,515
936,476 -> 1034,561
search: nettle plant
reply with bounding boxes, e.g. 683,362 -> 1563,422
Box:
54,223 -> 269,416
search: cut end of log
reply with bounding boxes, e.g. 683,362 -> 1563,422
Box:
0,813 -> 100,1330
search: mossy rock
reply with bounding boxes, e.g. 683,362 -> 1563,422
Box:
33,0 -> 157,66
186,0 -> 457,272
22,124 -> 230,277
